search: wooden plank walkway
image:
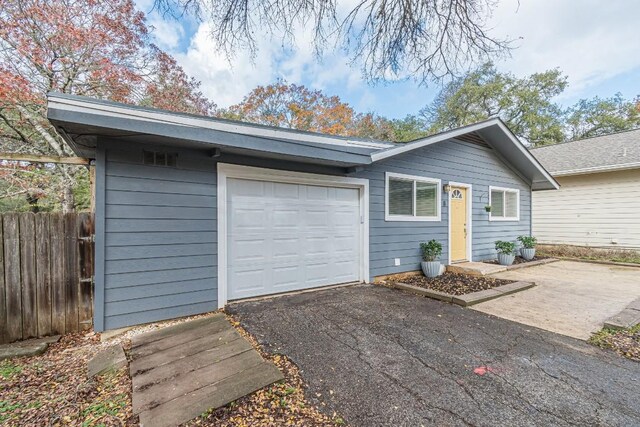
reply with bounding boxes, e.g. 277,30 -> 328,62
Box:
130,313 -> 283,427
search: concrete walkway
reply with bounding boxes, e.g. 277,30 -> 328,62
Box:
129,314 -> 283,427
472,260 -> 640,339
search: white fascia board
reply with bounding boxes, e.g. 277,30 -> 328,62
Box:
370,119 -> 502,162
47,95 -> 391,150
371,118 -> 560,191
493,121 -> 559,190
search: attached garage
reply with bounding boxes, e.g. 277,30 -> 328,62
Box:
218,164 -> 369,305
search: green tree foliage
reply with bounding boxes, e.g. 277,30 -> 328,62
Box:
422,62 -> 568,146
566,93 -> 640,140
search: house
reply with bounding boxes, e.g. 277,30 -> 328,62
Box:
531,129 -> 640,249
47,93 -> 558,331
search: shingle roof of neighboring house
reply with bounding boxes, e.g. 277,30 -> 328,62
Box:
530,128 -> 640,176
46,92 -> 559,190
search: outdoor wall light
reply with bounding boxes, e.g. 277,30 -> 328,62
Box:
443,184 -> 452,192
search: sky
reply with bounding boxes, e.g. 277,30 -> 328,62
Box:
136,0 -> 640,119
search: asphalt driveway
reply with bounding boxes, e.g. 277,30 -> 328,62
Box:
474,260 -> 640,339
229,285 -> 640,427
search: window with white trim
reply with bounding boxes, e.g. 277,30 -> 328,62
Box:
489,186 -> 519,221
385,172 -> 440,221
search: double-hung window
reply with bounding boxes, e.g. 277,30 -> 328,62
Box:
385,172 -> 441,221
489,186 -> 519,221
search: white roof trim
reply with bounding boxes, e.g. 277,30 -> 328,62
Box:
48,94 -> 391,150
551,161 -> 640,177
370,119 -> 502,162
371,118 -> 559,190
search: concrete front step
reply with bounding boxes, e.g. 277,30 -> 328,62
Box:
447,258 -> 559,276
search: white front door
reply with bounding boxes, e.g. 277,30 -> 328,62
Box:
227,178 -> 361,300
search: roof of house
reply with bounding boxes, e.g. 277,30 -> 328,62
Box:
530,128 -> 640,176
46,93 -> 559,190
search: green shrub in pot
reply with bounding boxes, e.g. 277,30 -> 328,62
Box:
495,240 -> 517,266
517,235 -> 537,260
420,240 -> 443,277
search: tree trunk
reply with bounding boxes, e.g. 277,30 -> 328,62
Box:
62,185 -> 75,213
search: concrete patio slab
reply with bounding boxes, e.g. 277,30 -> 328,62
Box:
0,335 -> 60,361
604,297 -> 640,330
472,260 -> 640,340
129,313 -> 283,427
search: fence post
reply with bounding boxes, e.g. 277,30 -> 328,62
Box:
0,215 -> 6,343
4,213 -> 22,342
35,213 -> 52,337
19,213 -> 37,339
50,213 -> 66,335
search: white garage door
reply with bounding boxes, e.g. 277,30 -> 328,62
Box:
227,178 -> 361,300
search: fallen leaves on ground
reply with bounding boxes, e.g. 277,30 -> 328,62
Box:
1,310 -> 345,427
182,316 -> 344,427
0,333 -> 135,426
393,272 -> 514,295
589,324 -> 640,362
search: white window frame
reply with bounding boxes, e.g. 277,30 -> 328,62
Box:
489,186 -> 520,221
385,172 -> 441,222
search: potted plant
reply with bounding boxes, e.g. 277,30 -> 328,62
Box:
517,235 -> 537,260
420,240 -> 443,278
484,205 -> 492,212
495,240 -> 516,266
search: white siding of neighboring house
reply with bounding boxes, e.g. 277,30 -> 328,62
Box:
533,168 -> 640,249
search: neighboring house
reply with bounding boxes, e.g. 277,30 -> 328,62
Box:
531,129 -> 640,250
47,93 -> 558,331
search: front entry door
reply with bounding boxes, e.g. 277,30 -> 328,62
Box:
450,187 -> 468,262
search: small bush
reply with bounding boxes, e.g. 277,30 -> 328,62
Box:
420,240 -> 443,262
495,240 -> 516,255
517,235 -> 537,249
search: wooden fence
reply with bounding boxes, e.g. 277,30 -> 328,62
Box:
0,212 -> 94,344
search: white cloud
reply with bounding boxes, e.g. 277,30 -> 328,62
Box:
148,17 -> 184,50
490,0 -> 640,99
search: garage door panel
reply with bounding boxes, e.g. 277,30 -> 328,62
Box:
227,178 -> 362,300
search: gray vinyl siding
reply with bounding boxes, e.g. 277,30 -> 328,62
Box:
97,139 -> 217,331
353,138 -> 531,277
93,136 -> 531,330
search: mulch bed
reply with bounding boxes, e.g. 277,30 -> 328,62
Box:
0,332 -> 136,426
484,256 -> 550,265
394,272 -> 514,296
0,313 -> 344,427
589,324 -> 640,362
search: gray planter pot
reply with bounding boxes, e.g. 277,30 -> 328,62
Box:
520,247 -> 536,261
497,253 -> 515,266
421,261 -> 442,278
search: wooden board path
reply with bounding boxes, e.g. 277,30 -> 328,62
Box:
130,313 -> 283,427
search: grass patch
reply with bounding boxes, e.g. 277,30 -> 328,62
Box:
81,392 -> 129,426
589,324 -> 640,361
538,244 -> 640,264
0,361 -> 22,380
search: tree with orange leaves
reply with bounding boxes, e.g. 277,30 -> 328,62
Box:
0,0 -> 216,211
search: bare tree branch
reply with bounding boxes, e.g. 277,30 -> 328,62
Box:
154,0 -> 510,83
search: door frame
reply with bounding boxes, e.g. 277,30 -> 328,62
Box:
217,163 -> 370,308
447,181 -> 473,264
